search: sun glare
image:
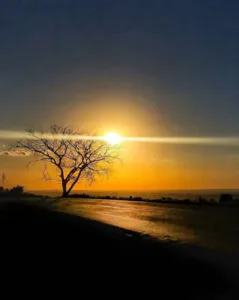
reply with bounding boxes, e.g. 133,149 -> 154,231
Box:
104,132 -> 122,145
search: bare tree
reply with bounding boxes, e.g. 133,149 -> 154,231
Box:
14,125 -> 119,197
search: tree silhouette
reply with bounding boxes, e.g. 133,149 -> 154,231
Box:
15,125 -> 119,197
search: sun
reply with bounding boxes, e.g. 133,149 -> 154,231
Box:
104,132 -> 122,145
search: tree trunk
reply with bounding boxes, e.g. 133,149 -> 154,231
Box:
61,181 -> 68,197
62,191 -> 69,197
66,169 -> 84,196
66,184 -> 75,196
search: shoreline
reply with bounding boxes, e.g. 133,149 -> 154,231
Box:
0,190 -> 237,207
64,193 -> 238,206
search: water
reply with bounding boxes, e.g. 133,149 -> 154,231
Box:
59,199 -> 239,256
30,189 -> 239,201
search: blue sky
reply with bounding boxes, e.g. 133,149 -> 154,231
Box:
0,0 -> 239,136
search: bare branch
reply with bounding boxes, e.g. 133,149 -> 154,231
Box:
13,125 -> 119,197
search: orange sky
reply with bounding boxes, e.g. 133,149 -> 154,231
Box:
1,140 -> 239,192
1,92 -> 239,192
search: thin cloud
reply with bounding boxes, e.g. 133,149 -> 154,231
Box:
0,150 -> 31,157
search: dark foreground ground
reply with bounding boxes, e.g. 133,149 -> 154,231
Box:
0,200 -> 238,299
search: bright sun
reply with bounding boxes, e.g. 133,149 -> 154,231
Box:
104,132 -> 122,145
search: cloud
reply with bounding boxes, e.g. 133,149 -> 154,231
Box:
0,150 -> 31,157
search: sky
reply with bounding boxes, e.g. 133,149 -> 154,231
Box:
1,0 -> 239,190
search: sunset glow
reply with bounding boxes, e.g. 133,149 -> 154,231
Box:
2,129 -> 239,146
104,132 -> 122,145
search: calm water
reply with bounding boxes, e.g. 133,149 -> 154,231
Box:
59,199 -> 239,256
31,189 -> 239,201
